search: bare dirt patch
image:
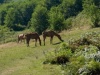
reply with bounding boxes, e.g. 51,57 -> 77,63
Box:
1,66 -> 20,75
0,42 -> 19,49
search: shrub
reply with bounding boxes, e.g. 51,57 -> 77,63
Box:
78,60 -> 100,75
69,31 -> 100,51
44,42 -> 72,64
63,17 -> 73,30
72,12 -> 92,28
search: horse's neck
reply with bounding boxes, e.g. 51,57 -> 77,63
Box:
54,32 -> 63,41
54,32 -> 59,37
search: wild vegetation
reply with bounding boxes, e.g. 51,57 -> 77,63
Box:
44,30 -> 100,75
0,0 -> 100,32
0,28 -> 100,75
0,0 -> 100,75
0,0 -> 100,43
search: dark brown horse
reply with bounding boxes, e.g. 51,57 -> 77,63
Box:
42,30 -> 63,45
25,32 -> 41,47
18,34 -> 25,43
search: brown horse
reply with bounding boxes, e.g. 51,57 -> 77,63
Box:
18,34 -> 25,43
25,32 -> 41,47
42,30 -> 63,45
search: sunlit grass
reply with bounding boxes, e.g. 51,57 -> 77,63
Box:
0,28 -> 100,75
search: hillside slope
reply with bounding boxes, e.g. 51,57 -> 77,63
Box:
0,28 -> 100,75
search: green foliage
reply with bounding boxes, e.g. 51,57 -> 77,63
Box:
0,0 -> 36,31
0,0 -> 100,32
83,0 -> 100,27
48,6 -> 65,32
30,5 -> 48,34
63,17 -> 73,30
15,1 -> 36,26
93,0 -> 100,7
4,7 -> 16,29
0,26 -> 11,43
45,0 -> 62,10
44,42 -> 72,64
0,0 -> 12,3
0,26 -> 9,36
0,9 -> 6,25
69,31 -> 100,51
78,60 -> 100,75
59,0 -> 82,18
57,42 -> 72,57
0,0 -> 4,3
72,12 -> 92,28
64,45 -> 100,75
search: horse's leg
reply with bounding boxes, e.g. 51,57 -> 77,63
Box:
43,36 -> 46,45
38,38 -> 41,46
35,39 -> 37,46
50,36 -> 53,44
26,38 -> 30,47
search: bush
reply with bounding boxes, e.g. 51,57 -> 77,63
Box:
63,17 -> 73,30
69,31 -> 100,51
44,42 -> 72,64
78,60 -> 100,75
72,12 -> 92,28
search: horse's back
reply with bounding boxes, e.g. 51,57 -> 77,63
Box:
18,34 -> 25,39
25,32 -> 39,39
42,30 -> 55,37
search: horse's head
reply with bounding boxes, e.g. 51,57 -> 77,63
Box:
57,34 -> 64,42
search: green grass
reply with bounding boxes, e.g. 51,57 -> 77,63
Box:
0,41 -> 62,75
0,28 -> 100,75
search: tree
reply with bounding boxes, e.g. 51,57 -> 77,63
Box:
45,0 -> 62,10
15,1 -> 36,26
59,0 -> 83,19
83,0 -> 100,27
30,5 -> 48,34
93,0 -> 100,7
0,0 -> 4,3
0,0 -> 12,3
48,6 -> 65,32
0,10 -> 6,25
4,7 -> 16,29
0,26 -> 10,43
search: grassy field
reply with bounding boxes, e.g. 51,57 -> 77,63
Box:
0,28 -> 100,75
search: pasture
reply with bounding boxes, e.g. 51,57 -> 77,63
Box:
0,28 -> 100,75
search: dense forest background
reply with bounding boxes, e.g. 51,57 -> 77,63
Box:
0,0 -> 100,34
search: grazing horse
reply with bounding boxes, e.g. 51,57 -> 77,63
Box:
25,32 -> 41,47
18,34 -> 25,43
42,30 -> 64,45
